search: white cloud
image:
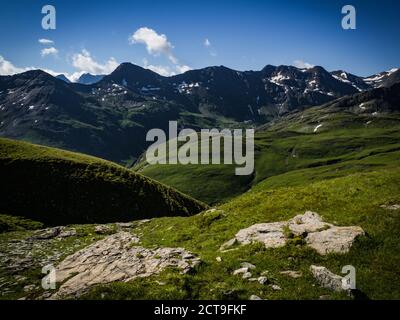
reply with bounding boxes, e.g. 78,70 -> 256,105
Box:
142,58 -> 174,76
38,38 -> 54,45
203,38 -> 217,57
66,71 -> 86,82
147,65 -> 174,77
293,60 -> 314,69
0,55 -> 32,75
142,58 -> 191,77
41,47 -> 59,57
0,54 -> 109,83
0,55 -> 70,79
130,27 -> 191,76
71,49 -> 118,75
129,27 -> 177,64
176,65 -> 191,73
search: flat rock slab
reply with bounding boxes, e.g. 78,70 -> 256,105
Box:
234,222 -> 287,249
27,226 -> 77,241
306,226 -> 364,255
220,211 -> 364,255
381,204 -> 400,210
310,265 -> 350,293
51,232 -> 200,299
288,211 -> 332,236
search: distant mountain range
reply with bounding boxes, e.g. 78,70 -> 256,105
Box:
56,73 -> 105,85
0,63 -> 399,163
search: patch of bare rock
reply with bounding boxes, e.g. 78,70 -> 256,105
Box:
280,270 -> 302,278
380,204 -> 400,210
220,211 -> 364,255
28,226 -> 77,241
310,265 -> 351,293
50,231 -> 200,299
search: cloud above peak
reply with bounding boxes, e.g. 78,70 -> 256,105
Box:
142,58 -> 191,77
41,47 -> 59,57
203,38 -> 217,57
293,60 -> 314,69
130,27 -> 191,76
71,49 -> 119,75
0,55 -> 32,75
129,27 -> 177,64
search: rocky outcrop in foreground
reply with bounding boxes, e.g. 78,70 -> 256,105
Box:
220,211 -> 364,255
310,265 -> 351,293
51,232 -> 200,299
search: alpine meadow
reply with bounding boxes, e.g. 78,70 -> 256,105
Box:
0,0 -> 399,304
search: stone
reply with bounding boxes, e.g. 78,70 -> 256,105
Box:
216,256 -> 222,262
249,295 -> 263,300
310,265 -> 349,293
242,272 -> 252,279
270,285 -> 281,291
381,204 -> 400,210
116,222 -> 133,228
58,228 -> 77,238
257,276 -> 269,285
94,225 -> 113,235
233,267 -> 248,276
240,262 -> 256,270
219,238 -> 238,251
50,232 -> 200,299
137,219 -> 151,226
305,226 -> 364,255
28,227 -> 63,240
219,211 -> 364,255
279,270 -> 302,278
221,222 -> 286,250
14,275 -> 27,282
23,285 -> 37,292
288,211 -> 332,236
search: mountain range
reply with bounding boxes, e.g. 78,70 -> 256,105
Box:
1,62 -> 400,301
56,73 -> 105,85
0,63 -> 399,163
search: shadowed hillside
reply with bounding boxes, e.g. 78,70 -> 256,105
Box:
0,138 -> 207,225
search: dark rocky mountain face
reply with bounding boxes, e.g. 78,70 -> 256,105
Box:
323,82 -> 400,114
77,73 -> 105,85
330,70 -> 371,91
97,63 -> 369,122
56,74 -> 71,83
0,64 -> 398,163
363,68 -> 400,88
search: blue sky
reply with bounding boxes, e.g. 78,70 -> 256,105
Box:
0,0 -> 399,80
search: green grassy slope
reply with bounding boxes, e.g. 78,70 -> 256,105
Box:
136,109 -> 400,205
0,138 -> 207,225
1,156 -> 398,300
79,166 -> 400,300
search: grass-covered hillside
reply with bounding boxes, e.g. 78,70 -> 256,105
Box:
2,164 -> 398,300
136,84 -> 400,204
79,166 -> 400,300
0,138 -> 207,226
0,84 -> 399,300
